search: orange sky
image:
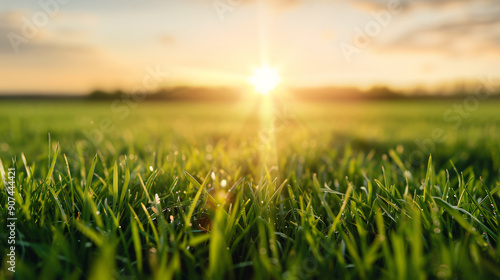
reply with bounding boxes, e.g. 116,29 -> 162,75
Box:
1,0 -> 499,94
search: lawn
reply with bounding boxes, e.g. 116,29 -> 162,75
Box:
0,98 -> 499,279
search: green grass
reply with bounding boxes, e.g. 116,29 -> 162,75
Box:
0,99 -> 499,279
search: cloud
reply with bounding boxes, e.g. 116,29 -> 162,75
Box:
0,13 -> 20,53
158,34 -> 176,45
374,12 -> 500,55
0,10 -> 97,55
267,0 -> 304,11
350,0 -> 496,12
341,0 -> 500,56
205,0 -> 304,13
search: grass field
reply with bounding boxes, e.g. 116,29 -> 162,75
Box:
1,98 -> 500,279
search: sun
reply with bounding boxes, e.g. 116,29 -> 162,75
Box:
248,66 -> 281,95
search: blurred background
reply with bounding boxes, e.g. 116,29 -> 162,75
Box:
1,0 -> 499,182
1,0 -> 499,97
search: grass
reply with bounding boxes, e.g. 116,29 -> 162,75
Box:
0,98 -> 499,279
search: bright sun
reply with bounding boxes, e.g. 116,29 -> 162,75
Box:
248,66 -> 281,95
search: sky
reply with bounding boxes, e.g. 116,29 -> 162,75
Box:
1,0 -> 499,94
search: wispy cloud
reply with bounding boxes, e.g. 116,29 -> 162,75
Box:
350,0 -> 496,12
158,34 -> 176,46
0,10 -> 98,55
373,10 -> 500,56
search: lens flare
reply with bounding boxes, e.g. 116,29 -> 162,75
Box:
248,66 -> 281,95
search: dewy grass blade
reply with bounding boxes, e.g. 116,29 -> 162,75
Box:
423,155 -> 433,203
434,197 -> 497,239
130,218 -> 143,273
45,143 -> 59,183
0,158 -> 7,191
119,162 -> 131,211
75,220 -> 104,247
328,181 -> 353,236
47,186 -> 68,224
112,161 -> 119,209
83,155 -> 98,222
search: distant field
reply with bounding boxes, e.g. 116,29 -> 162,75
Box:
1,99 -> 499,279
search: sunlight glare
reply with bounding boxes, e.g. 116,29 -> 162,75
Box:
248,66 -> 281,95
